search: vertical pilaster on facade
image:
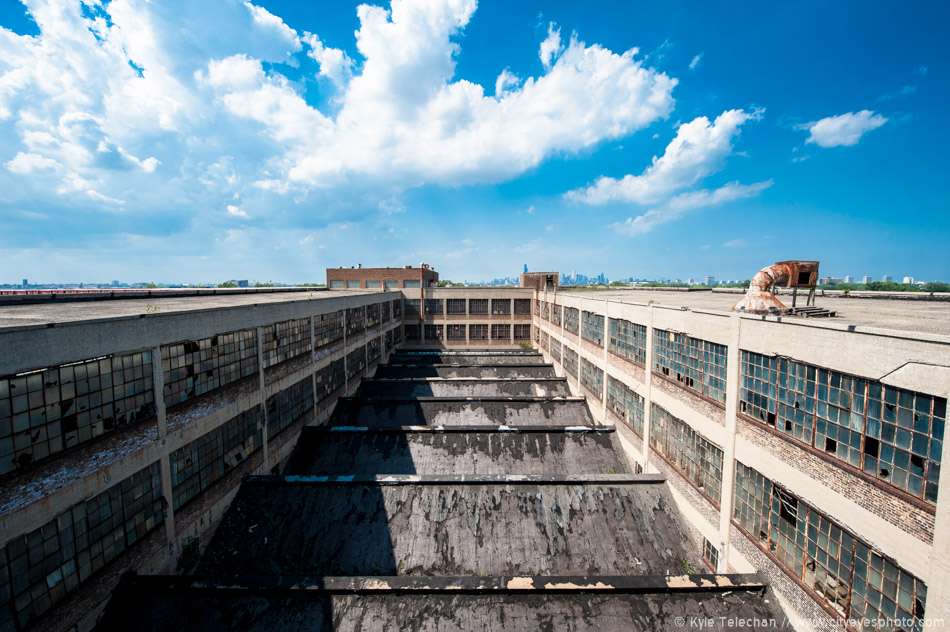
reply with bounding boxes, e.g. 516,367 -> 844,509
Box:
342,298 -> 349,394
151,346 -> 176,551
364,306 -> 369,369
310,316 -> 319,411
642,305 -> 655,472
926,382 -> 950,628
601,298 -> 610,422
717,312 -> 742,573
256,326 -> 269,471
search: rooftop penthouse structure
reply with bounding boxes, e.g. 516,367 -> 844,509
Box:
0,279 -> 947,631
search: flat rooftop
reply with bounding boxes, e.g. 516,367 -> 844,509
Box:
560,288 -> 950,336
0,288 -> 383,330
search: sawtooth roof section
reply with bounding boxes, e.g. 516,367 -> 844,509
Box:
330,398 -> 595,427
196,479 -> 701,578
389,352 -> 547,366
284,428 -> 629,476
359,377 -> 572,398
96,576 -> 792,632
372,364 -> 557,379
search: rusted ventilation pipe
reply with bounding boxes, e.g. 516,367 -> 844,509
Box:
732,263 -> 792,314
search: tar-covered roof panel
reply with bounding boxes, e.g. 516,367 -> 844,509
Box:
331,399 -> 595,427
197,481 -> 701,578
96,583 -> 791,632
284,429 -> 628,476
360,377 -> 572,398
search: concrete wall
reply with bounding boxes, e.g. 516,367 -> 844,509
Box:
401,287 -> 535,349
533,288 -> 950,632
0,292 -> 401,632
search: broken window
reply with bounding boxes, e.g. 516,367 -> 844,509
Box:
650,403 -> 723,503
262,318 -> 312,369
266,376 -> 313,439
367,338 -> 381,363
404,324 -> 421,340
365,303 -> 381,327
776,359 -> 816,444
702,538 -> 719,571
607,376 -> 645,437
581,311 -> 605,347
770,486 -> 806,573
550,340 -> 562,362
345,306 -> 366,337
446,325 -> 465,341
513,324 -> 531,340
314,311 -> 344,349
608,318 -> 647,367
424,299 -> 443,316
654,329 -> 727,403
163,329 -> 257,408
3,462 -> 165,624
851,543 -> 927,629
491,299 -> 511,315
171,406 -> 261,510
346,346 -> 366,379
424,324 -> 444,341
1,350 -> 157,475
804,511 -> 855,616
733,461 -> 773,546
469,324 -> 488,340
580,358 -> 604,400
739,351 -> 777,425
563,307 -> 579,334
563,347 -> 579,377
491,324 -> 510,340
405,299 -> 421,317
314,358 -> 345,400
514,298 -> 531,314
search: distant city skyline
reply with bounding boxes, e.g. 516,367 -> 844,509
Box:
0,1 -> 947,282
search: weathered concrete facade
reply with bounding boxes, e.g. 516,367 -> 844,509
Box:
0,290 -> 401,631
535,288 -> 950,631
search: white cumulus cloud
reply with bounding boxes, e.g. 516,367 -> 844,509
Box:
610,180 -> 772,235
567,108 -> 761,206
801,110 -> 887,148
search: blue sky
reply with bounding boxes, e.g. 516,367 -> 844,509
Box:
0,0 -> 946,284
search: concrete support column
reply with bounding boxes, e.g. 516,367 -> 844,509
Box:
256,326 -> 269,471
151,346 -> 176,552
601,299 -> 610,423
310,316 -> 319,412
642,305 -> 655,472
342,299 -> 349,395
717,312 -> 742,572
925,381 -> 950,628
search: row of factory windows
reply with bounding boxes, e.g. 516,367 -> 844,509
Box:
403,324 -> 531,341
541,324 -> 928,629
739,351 -> 945,504
0,302 -> 398,477
0,342 -> 375,631
1,462 -> 164,631
538,312 -> 945,504
328,279 -> 421,289
403,298 -> 532,317
735,461 -> 927,630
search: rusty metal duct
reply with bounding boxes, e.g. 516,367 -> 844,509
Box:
732,263 -> 792,315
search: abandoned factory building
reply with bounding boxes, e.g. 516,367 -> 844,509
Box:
0,277 -> 948,631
